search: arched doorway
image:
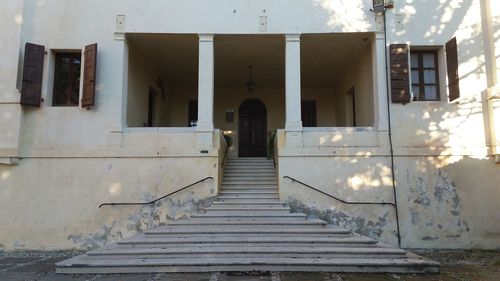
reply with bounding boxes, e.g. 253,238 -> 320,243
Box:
239,99 -> 267,157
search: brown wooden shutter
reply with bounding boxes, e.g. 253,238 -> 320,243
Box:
446,37 -> 460,102
20,43 -> 45,106
390,44 -> 411,104
82,43 -> 97,108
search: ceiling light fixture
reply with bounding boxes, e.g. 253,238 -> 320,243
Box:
245,65 -> 255,94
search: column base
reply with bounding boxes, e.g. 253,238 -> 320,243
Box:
196,121 -> 214,133
196,131 -> 214,149
285,131 -> 303,147
285,121 -> 303,132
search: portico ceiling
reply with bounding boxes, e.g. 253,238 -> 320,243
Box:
128,33 -> 372,88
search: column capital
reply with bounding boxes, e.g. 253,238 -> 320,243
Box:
373,32 -> 385,40
199,34 -> 214,42
285,34 -> 301,42
114,32 -> 128,43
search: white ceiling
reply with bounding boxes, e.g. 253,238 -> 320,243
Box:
128,33 -> 372,88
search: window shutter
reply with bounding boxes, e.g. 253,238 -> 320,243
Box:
20,43 -> 45,106
82,43 -> 97,108
446,37 -> 460,102
390,44 -> 411,104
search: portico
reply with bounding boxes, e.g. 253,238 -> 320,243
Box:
125,32 -> 380,156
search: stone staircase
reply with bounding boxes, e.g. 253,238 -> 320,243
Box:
56,157 -> 439,274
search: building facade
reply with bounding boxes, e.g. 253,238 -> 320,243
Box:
0,0 -> 499,250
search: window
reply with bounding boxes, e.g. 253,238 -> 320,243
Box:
410,50 -> 440,101
301,100 -> 317,127
188,100 -> 198,127
53,52 -> 81,106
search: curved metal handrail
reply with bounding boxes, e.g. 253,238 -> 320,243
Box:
98,177 -> 214,208
283,176 -> 396,209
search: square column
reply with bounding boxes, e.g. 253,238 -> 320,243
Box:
285,34 -> 303,132
285,34 -> 303,147
113,32 -> 129,132
372,32 -> 389,131
196,34 -> 215,148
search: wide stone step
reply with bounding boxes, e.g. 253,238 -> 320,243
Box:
56,256 -> 439,274
218,195 -> 279,200
223,170 -> 275,175
219,191 -> 278,195
167,218 -> 327,226
224,167 -> 275,171
212,201 -> 285,206
223,176 -> 276,181
225,163 -> 273,166
222,180 -> 276,185
224,163 -> 274,168
219,188 -> 278,193
144,229 -> 351,238
87,246 -> 407,259
191,213 -> 306,219
204,210 -> 291,215
145,225 -> 350,234
205,206 -> 290,211
117,235 -> 377,246
220,185 -> 278,189
218,196 -> 282,201
227,158 -> 271,160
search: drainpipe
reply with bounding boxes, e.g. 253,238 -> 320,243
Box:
377,5 -> 402,248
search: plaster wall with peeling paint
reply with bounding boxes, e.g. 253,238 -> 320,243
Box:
277,0 -> 500,249
0,0 -> 499,251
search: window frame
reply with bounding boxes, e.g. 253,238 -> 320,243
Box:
410,50 -> 441,102
52,52 -> 82,107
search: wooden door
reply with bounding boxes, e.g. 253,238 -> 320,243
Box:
239,99 -> 267,157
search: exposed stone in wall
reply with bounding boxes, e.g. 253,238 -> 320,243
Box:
287,198 -> 396,242
67,193 -> 216,250
406,168 -> 471,243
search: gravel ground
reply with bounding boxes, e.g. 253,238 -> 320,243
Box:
0,249 -> 499,281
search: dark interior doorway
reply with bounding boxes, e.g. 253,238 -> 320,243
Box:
147,86 -> 157,127
239,99 -> 267,157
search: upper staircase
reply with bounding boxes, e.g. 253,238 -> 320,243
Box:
56,157 -> 439,274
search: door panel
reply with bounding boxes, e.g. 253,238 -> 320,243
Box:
239,99 -> 267,157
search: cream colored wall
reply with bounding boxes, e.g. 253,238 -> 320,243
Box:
334,50 -> 374,127
168,87 -> 336,156
278,0 -> 500,249
169,87 -> 197,127
0,155 -> 218,250
0,129 -> 223,250
1,0 -> 499,251
127,46 -> 171,127
302,88 -> 336,127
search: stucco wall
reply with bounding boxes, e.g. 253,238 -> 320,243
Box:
334,49 -> 374,127
127,46 -> 171,127
277,0 -> 500,249
167,87 -> 338,156
0,0 -> 499,251
0,156 -> 218,250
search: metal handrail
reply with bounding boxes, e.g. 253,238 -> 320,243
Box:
98,177 -> 214,208
283,176 -> 396,209
221,138 -> 230,167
